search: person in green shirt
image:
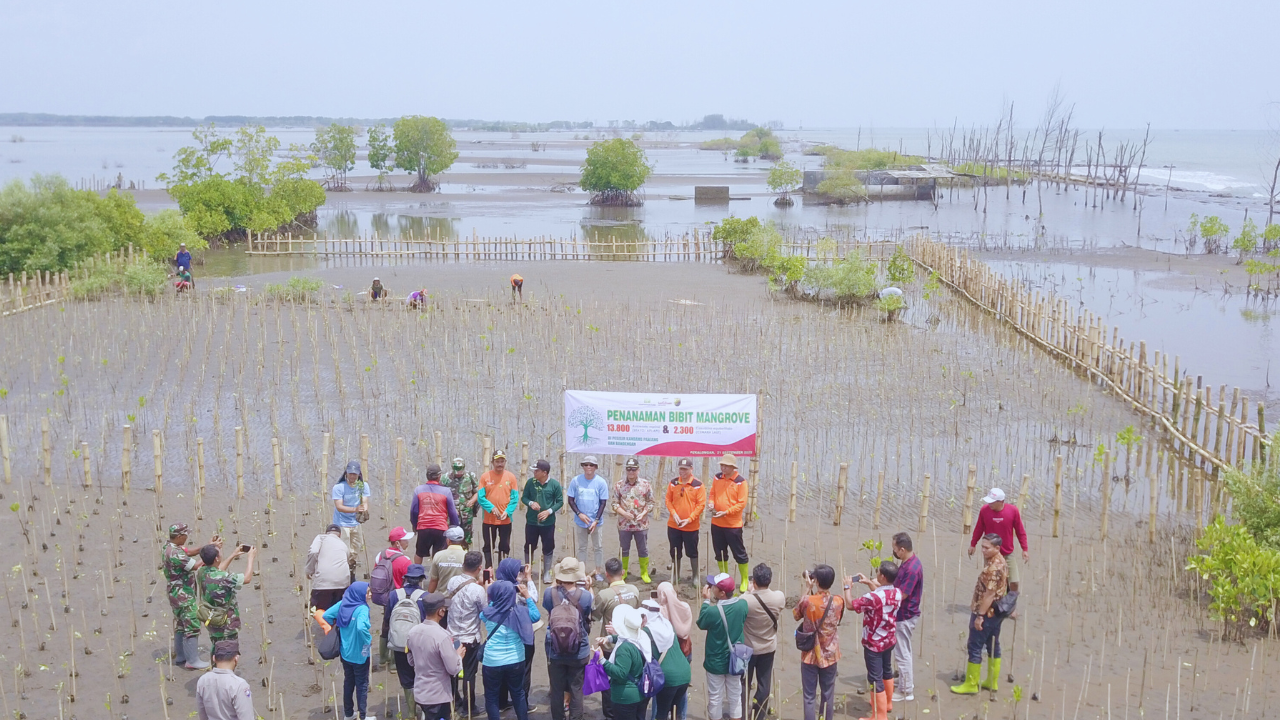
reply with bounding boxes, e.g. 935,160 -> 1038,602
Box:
697,572 -> 748,720
521,459 -> 564,584
595,604 -> 649,716
642,598 -> 691,720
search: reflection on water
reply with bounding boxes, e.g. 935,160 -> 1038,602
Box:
306,210 -> 461,242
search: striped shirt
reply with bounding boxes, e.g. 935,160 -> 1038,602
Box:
850,585 -> 902,652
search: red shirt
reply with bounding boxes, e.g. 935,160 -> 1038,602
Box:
379,547 -> 411,588
970,503 -> 1028,556
850,586 -> 902,652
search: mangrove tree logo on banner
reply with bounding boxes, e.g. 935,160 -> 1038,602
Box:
563,390 -> 757,457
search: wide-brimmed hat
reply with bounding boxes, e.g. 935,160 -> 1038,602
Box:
718,453 -> 738,468
404,563 -> 427,579
555,557 -> 586,583
580,455 -> 599,467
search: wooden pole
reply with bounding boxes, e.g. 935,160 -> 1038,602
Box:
917,473 -> 931,533
122,424 -> 132,492
1017,473 -> 1031,510
747,457 -> 759,526
433,430 -> 442,468
833,462 -> 848,526
0,414 -> 10,485
81,441 -> 91,488
1052,454 -> 1064,538
873,469 -> 885,530
152,429 -> 163,495
788,461 -> 798,523
482,436 -> 492,468
962,464 -> 977,534
272,438 -> 283,501
235,426 -> 245,499
41,417 -> 51,486
197,438 -> 206,497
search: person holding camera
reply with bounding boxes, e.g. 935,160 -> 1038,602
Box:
793,565 -> 844,720
844,562 -> 902,720
951,533 -> 1009,695
697,572 -> 748,720
197,542 -> 258,665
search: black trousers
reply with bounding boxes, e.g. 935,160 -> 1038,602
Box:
547,656 -> 587,720
393,650 -> 414,689
418,702 -> 452,720
482,523 -> 513,568
711,525 -> 749,564
667,526 -> 699,562
451,641 -> 481,710
524,524 -> 556,560
748,650 -> 775,720
415,528 -> 448,559
864,645 -> 894,693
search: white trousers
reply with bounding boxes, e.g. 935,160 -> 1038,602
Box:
894,616 -> 918,693
707,671 -> 743,720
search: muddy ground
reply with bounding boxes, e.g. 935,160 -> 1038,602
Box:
0,262 -> 1274,720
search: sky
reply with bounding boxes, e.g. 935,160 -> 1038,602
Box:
1,0 -> 1277,130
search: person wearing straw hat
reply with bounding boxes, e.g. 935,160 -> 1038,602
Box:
968,487 -> 1028,592
444,458 -> 480,548
542,557 -> 595,720
479,449 -> 520,568
612,457 -> 656,584
666,458 -> 706,586
162,522 -> 216,670
567,455 -> 610,583
594,604 -> 650,720
709,453 -> 750,593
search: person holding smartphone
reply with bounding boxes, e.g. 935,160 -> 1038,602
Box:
844,562 -> 902,720
196,541 -> 258,666
445,551 -> 489,716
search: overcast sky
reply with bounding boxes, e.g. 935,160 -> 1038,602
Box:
2,0 -> 1276,129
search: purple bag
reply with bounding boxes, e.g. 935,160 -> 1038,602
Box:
583,652 -> 610,695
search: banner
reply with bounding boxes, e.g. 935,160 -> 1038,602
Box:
564,391 -> 757,457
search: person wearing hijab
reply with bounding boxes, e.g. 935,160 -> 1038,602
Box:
495,559 -> 541,713
642,599 -> 692,720
597,605 -> 650,720
480,564 -> 541,720
322,581 -> 374,720
656,581 -> 693,720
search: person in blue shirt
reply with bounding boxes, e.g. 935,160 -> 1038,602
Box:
332,461 -> 371,578
323,581 -> 373,720
174,243 -> 192,274
480,561 -> 541,720
566,456 -> 609,583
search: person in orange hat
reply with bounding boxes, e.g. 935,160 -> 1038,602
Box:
709,453 -> 750,593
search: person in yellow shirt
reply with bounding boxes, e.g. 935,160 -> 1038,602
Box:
709,453 -> 750,592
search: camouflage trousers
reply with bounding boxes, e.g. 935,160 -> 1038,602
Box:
171,598 -> 201,637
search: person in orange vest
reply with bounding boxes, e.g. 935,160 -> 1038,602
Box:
510,274 -> 524,302
665,458 -> 706,585
709,453 -> 750,593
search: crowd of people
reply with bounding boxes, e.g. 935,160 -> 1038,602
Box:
168,452 -> 1029,720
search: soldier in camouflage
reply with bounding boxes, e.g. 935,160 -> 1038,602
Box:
443,458 -> 480,548
197,542 -> 258,665
164,523 -> 217,670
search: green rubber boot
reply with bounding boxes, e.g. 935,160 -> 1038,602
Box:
402,688 -> 418,720
980,657 -> 1001,691
378,635 -> 390,668
738,563 -> 751,593
621,556 -> 631,578
717,560 -> 729,575
950,662 -> 982,695
639,557 -> 652,584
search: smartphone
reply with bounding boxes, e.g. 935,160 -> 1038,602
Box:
483,568 -> 493,583
240,544 -> 251,552
651,590 -> 659,599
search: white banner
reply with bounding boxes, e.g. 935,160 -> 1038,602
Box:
564,391 -> 757,457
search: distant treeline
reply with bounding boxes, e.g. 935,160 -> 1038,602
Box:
0,113 -> 762,132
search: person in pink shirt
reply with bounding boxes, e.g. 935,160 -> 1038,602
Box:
968,488 -> 1028,592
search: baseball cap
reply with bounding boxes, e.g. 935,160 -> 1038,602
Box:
625,458 -> 639,469
426,463 -> 442,478
452,457 -> 466,469
493,449 -> 507,460
706,573 -> 737,595
421,592 -> 447,614
168,523 -> 190,538
982,488 -> 1006,504
326,524 -> 342,534
580,455 -> 599,467
677,459 -> 693,468
404,563 -> 427,579
445,526 -> 465,542
388,527 -> 415,542
532,459 -> 551,472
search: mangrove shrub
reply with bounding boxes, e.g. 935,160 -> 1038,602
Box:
393,116 -> 458,192
580,138 -> 652,206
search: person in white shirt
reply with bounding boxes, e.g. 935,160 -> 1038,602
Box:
445,551 -> 489,715
306,524 -> 351,611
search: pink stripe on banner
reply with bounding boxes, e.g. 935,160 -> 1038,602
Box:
635,435 -> 757,458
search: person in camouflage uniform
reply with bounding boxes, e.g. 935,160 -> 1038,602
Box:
197,542 -> 259,664
443,457 -> 480,547
163,523 -> 216,669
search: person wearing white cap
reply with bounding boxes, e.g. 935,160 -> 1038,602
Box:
595,605 -> 651,720
427,526 -> 468,593
567,456 -> 610,582
967,488 -> 1028,593
370,277 -> 387,300
697,572 -> 749,720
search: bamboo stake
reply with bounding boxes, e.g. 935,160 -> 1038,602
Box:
197,438 -> 206,497
962,464 -> 977,533
152,429 -> 163,495
272,438 -> 283,500
321,432 -> 331,498
1101,450 -> 1111,541
0,414 -> 10,484
433,430 -> 442,468
788,461 -> 798,523
395,437 -> 404,504
1018,473 -> 1031,510
918,473 -> 931,533
81,442 -> 91,488
833,462 -> 848,526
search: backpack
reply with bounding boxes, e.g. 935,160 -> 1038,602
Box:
632,629 -> 666,698
388,588 -> 426,649
196,570 -> 229,628
548,586 -> 585,656
370,550 -> 405,606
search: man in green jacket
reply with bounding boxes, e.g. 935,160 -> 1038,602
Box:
698,572 -> 748,720
521,459 -> 563,584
